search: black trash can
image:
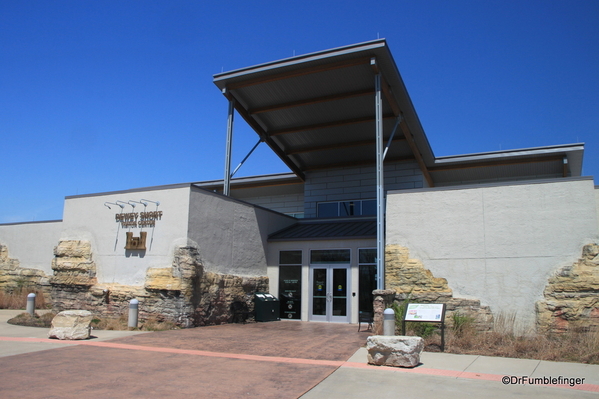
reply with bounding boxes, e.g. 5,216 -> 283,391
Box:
254,292 -> 280,322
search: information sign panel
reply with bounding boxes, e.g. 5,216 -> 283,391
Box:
404,303 -> 444,322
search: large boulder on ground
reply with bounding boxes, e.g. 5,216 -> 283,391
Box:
366,335 -> 424,368
48,310 -> 93,340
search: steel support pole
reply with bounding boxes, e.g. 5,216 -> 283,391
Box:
375,73 -> 385,290
223,95 -> 235,196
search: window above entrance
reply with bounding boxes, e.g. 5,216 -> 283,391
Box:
279,250 -> 302,265
317,199 -> 376,218
310,249 -> 350,264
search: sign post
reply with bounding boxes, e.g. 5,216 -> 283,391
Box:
402,303 -> 446,351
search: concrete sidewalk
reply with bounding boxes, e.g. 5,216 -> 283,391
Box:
0,309 -> 148,358
0,310 -> 598,398
303,348 -> 599,398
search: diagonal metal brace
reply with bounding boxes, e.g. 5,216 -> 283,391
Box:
230,138 -> 263,178
383,115 -> 403,161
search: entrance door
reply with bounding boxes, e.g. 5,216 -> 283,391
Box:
310,265 -> 350,322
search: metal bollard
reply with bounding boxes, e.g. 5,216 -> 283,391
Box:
26,293 -> 36,316
383,308 -> 395,336
128,299 -> 139,328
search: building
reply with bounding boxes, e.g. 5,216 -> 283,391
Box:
1,40 -> 597,332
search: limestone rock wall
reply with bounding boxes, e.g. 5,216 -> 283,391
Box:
0,243 -> 51,301
372,289 -> 396,335
386,245 -> 452,301
384,244 -> 493,332
536,244 -> 599,333
195,272 -> 268,326
50,241 -> 268,327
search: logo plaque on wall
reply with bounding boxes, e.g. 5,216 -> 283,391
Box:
125,232 -> 147,250
105,200 -> 163,253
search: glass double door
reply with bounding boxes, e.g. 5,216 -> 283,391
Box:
310,265 -> 350,322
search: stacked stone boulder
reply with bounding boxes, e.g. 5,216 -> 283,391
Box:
50,241 -> 97,310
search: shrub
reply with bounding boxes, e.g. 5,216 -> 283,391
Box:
411,322 -> 437,338
451,311 -> 474,337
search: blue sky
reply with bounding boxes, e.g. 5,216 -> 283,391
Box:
1,1 -> 598,223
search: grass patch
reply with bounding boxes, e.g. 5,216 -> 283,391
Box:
388,299 -> 599,364
8,312 -> 180,332
90,315 -> 180,331
421,327 -> 599,364
419,317 -> 599,364
7,312 -> 55,328
0,290 -> 48,310
91,314 -> 129,331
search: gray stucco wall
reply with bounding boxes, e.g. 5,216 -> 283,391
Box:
386,177 -> 599,332
187,187 -> 296,276
304,161 -> 423,218
0,220 -> 63,274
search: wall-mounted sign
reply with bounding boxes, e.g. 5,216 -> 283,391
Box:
125,231 -> 147,250
115,211 -> 163,228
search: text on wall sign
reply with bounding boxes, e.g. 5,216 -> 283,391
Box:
115,211 -> 163,228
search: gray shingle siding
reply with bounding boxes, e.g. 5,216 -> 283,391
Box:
238,193 -> 304,215
303,161 -> 423,217
227,161 -> 423,218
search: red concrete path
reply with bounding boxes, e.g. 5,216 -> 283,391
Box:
0,321 -> 371,398
110,320 -> 370,360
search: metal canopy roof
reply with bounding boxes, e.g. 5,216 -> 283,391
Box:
214,39 -> 434,184
214,39 -> 584,186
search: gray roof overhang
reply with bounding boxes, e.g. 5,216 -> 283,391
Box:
213,39 -> 434,183
193,172 -> 302,191
193,172 -> 304,198
429,143 -> 584,185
